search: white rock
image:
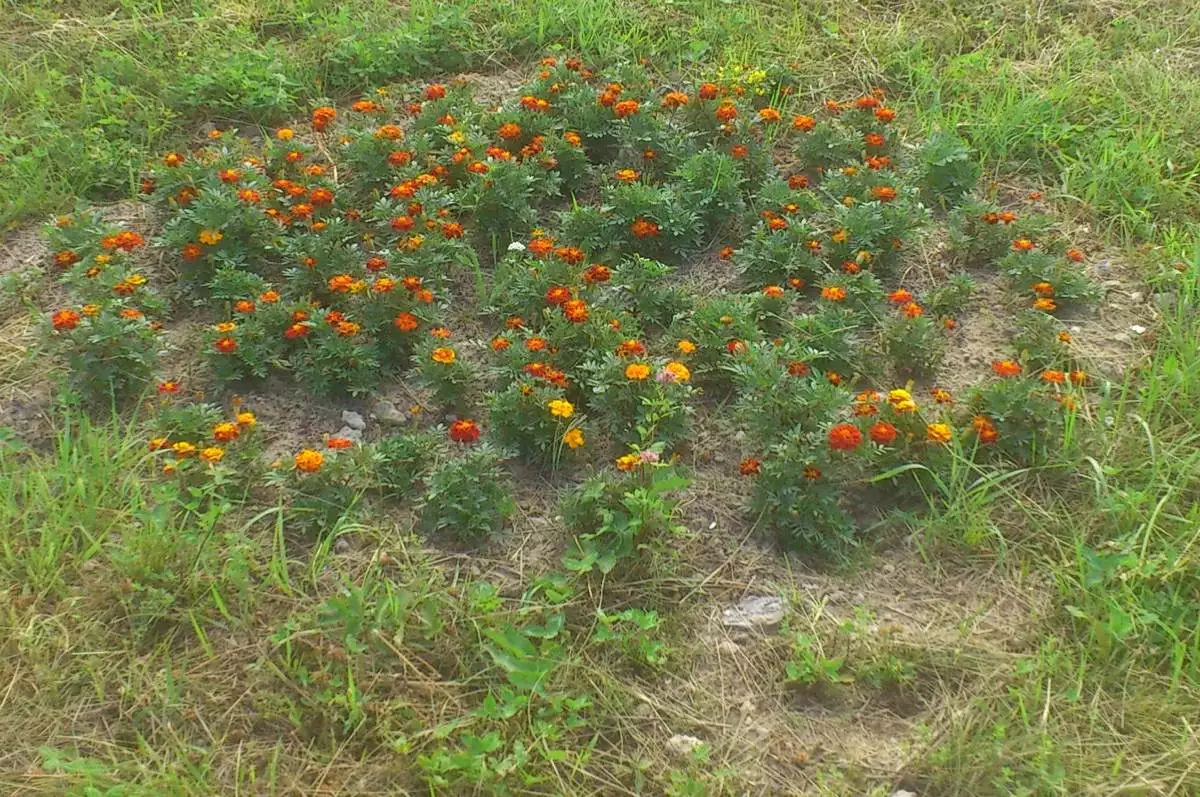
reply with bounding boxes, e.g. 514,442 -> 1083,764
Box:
1130,291 -> 1144,303
372,399 -> 406,425
721,596 -> 785,630
1129,324 -> 1147,335
891,791 -> 918,797
341,410 -> 366,430
666,734 -> 705,759
335,425 -> 363,441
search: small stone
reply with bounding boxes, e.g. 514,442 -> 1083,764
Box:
373,399 -> 406,425
336,425 -> 363,441
333,537 -> 351,554
666,734 -> 705,759
882,563 -> 895,574
341,410 -> 366,430
891,791 -> 918,797
708,521 -> 717,530
1129,291 -> 1144,303
722,595 -> 785,630
1129,324 -> 1147,335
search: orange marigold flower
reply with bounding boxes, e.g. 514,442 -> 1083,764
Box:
309,187 -> 334,205
972,416 -> 999,444
718,246 -> 735,260
311,106 -> 337,132
284,323 -> 309,340
698,82 -> 719,100
888,288 -> 914,305
768,216 -> 788,231
335,320 -> 361,337
677,339 -> 697,354
328,274 -> 354,293
236,411 -> 256,428
424,84 -> 446,100
1065,247 -> 1085,262
763,285 -> 784,298
449,419 -> 481,444
431,347 -> 456,364
661,90 -> 690,109
198,229 -> 223,246
545,285 -> 571,306
163,151 -> 186,167
1041,369 -> 1066,384
871,186 -> 897,202
430,326 -> 451,339
726,339 -> 747,355
789,277 -> 807,289
926,423 -> 952,443
1069,370 -> 1088,385
787,361 -> 809,377
788,174 -> 810,190
826,371 -> 842,386
613,100 -> 640,118
615,168 -> 640,183
739,457 -> 761,476
149,436 -> 169,451
1058,330 -> 1073,344
821,286 -> 847,302
758,107 -> 782,123
715,101 -> 738,122
51,309 -> 81,331
212,422 -> 240,442
1032,297 -> 1057,312
441,221 -> 464,238
497,122 -> 522,139
214,337 -> 237,354
931,388 -> 953,404
792,114 -> 815,132
1012,238 -> 1035,252
869,421 -> 898,445
526,337 -> 548,352
901,301 -> 924,319
803,465 -> 822,480
563,428 -> 585,449
625,363 -> 651,380
863,132 -> 885,148
828,423 -> 863,451
875,107 -> 896,122
631,218 -> 660,238
326,437 -> 354,449
295,449 -> 324,472
1032,282 -> 1055,297
991,359 -> 1022,377
556,246 -> 586,264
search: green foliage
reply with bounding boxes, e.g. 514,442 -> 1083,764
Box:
419,443 -> 513,543
915,131 -> 980,207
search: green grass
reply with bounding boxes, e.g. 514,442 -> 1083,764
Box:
3,0 -> 1200,793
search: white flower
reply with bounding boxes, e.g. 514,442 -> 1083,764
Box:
507,241 -> 526,252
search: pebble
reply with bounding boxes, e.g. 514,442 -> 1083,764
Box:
341,410 -> 366,430
721,595 -> 785,630
1129,324 -> 1147,335
1130,291 -> 1144,303
666,734 -> 705,759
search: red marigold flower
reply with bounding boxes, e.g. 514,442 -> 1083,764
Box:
1032,281 -> 1055,297
888,288 -> 914,305
218,168 -> 240,184
1041,369 -> 1066,384
583,264 -> 612,284
157,380 -> 181,394
1065,247 -> 1085,262
872,186 -> 897,202
901,301 -> 924,319
1012,238 -> 1035,252
613,100 -> 640,118
875,107 -> 896,122
545,285 -> 571,306
763,285 -> 784,298
449,419 -> 481,444
787,361 -> 809,377
326,436 -> 354,449
51,309 -> 81,331
631,218 -> 660,238
991,359 -> 1022,377
828,423 -> 863,451
661,90 -> 690,109
616,339 -> 646,357
869,421 -> 898,445
555,246 -> 586,264
497,122 -> 522,139
715,101 -> 738,123
792,115 -> 816,132
490,336 -> 510,351
525,337 -> 547,352
972,415 -> 999,444
393,312 -> 419,332
725,339 -> 746,355
424,83 -> 446,100
698,82 -> 719,100
563,299 -> 589,323
788,174 -> 810,190
730,144 -> 749,159
821,286 -> 847,302
214,336 -> 237,353
441,221 -> 464,239
863,132 -> 885,148
284,323 -> 309,340
739,457 -> 761,476
234,300 -> 255,313
309,187 -> 334,205
391,215 -> 414,232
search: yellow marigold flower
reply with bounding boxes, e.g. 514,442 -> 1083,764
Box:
171,441 -> 197,458
212,422 -> 240,442
926,423 -> 953,443
563,428 -> 585,449
431,347 -> 456,364
214,321 -> 236,333
294,449 -> 324,473
236,411 -> 257,427
615,453 -> 641,472
664,361 -> 691,382
677,339 -> 697,354
887,388 -> 917,413
548,399 -> 575,418
199,447 -> 225,463
198,229 -> 223,245
625,363 -> 651,380
81,304 -> 101,317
